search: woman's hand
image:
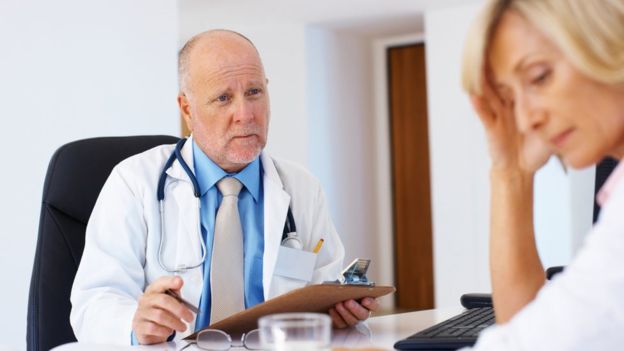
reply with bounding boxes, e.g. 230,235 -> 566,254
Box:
470,73 -> 552,175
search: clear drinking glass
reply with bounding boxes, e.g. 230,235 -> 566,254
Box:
258,313 -> 331,351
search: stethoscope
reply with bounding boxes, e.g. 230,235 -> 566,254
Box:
156,138 -> 302,273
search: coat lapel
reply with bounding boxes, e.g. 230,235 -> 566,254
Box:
261,152 -> 290,298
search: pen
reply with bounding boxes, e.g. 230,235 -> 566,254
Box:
165,289 -> 199,314
313,238 -> 325,254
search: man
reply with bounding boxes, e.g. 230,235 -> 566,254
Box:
70,30 -> 378,345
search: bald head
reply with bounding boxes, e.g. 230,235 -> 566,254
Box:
176,29 -> 270,172
178,29 -> 263,93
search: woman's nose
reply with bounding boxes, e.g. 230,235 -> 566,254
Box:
515,95 -> 546,133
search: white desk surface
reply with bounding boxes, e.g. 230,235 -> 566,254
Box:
52,307 -> 463,351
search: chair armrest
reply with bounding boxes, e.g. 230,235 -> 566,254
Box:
546,266 -> 565,280
460,293 -> 492,309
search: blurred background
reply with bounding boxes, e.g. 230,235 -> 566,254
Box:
0,0 -> 596,349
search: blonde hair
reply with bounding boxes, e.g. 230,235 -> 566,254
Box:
461,0 -> 624,95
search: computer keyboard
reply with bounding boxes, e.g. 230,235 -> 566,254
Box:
394,307 -> 495,350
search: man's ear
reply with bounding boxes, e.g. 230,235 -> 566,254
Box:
178,93 -> 193,132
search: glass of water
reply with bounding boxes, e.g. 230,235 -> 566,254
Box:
258,313 -> 331,351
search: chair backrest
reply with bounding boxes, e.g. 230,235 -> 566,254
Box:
27,135 -> 179,351
593,157 -> 619,223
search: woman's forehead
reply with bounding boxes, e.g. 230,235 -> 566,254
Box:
488,11 -> 557,82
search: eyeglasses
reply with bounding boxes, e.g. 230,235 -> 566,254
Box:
180,329 -> 262,350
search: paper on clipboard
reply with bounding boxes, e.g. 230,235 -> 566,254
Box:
184,283 -> 396,338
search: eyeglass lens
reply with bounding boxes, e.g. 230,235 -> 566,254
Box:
197,329 -> 231,351
243,329 -> 261,350
196,329 -> 262,350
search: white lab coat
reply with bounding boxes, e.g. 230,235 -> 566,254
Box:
70,137 -> 345,344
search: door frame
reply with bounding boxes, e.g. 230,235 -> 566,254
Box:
371,33 -> 425,309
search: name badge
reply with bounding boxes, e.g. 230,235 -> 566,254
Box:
274,246 -> 317,282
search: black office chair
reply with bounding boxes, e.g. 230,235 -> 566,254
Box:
27,135 -> 179,351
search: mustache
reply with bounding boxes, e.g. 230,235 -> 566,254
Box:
227,125 -> 264,138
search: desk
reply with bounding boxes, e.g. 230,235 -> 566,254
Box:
52,308 -> 463,350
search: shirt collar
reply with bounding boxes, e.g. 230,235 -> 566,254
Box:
192,140 -> 262,202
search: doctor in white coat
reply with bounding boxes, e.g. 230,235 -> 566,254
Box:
70,29 -> 379,345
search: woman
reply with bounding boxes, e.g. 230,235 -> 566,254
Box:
461,0 -> 624,349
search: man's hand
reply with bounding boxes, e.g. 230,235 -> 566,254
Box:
329,297 -> 379,328
132,276 -> 195,345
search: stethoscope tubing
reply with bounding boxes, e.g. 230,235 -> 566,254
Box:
156,138 -> 301,273
158,139 -> 206,273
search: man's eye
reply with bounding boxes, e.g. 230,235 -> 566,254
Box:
246,88 -> 261,96
216,95 -> 229,102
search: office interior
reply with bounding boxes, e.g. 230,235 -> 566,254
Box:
0,0 -> 597,349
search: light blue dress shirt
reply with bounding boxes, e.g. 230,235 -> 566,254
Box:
192,141 -> 265,330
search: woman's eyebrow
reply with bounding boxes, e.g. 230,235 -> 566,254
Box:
512,52 -> 545,73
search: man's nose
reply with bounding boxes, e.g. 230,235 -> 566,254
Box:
232,98 -> 255,123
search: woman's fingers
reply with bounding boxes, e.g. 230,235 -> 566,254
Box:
522,132 -> 554,171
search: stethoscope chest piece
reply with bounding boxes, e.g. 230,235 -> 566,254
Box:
280,205 -> 302,249
281,232 -> 303,250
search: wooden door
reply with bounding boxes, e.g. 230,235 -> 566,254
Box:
388,44 -> 434,310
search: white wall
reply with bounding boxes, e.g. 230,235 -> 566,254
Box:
569,167 -> 596,253
0,0 -> 179,349
304,27 -> 382,284
425,3 -> 595,308
425,3 -> 491,307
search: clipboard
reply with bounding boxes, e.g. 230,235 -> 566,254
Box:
184,283 -> 395,339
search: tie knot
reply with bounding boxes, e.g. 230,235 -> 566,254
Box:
217,177 -> 243,197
